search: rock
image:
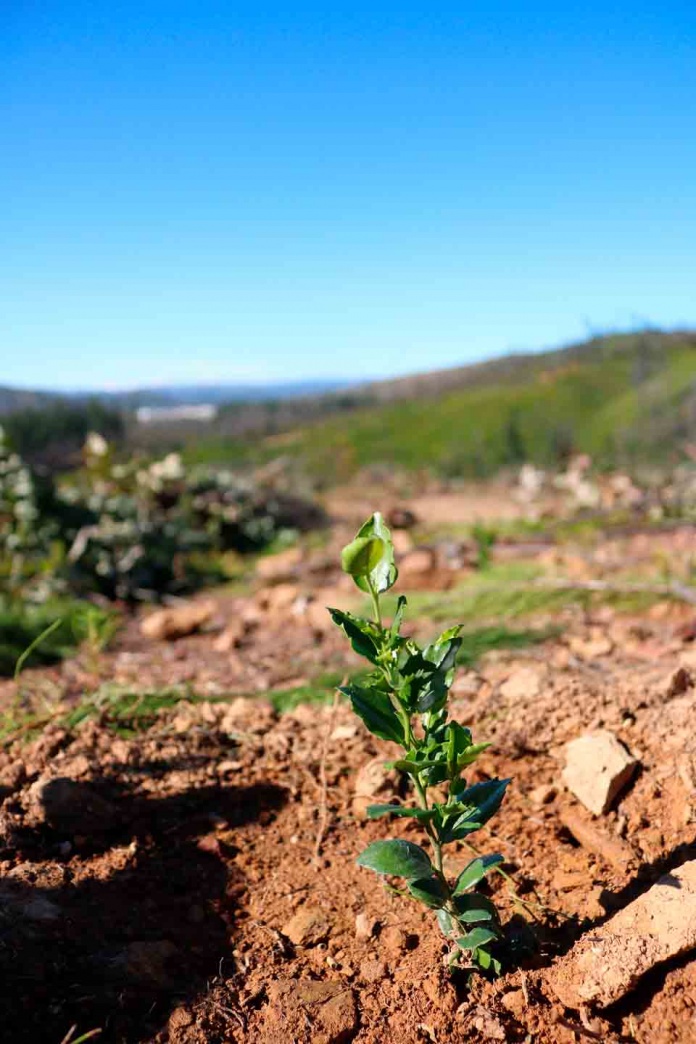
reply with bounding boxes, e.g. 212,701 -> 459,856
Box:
359,960 -> 387,990
213,617 -> 252,652
331,724 -> 358,742
500,667 -> 543,702
381,924 -> 406,958
123,939 -> 177,986
386,506 -> 418,530
666,666 -> 694,698
352,757 -> 399,819
140,599 -> 216,641
27,777 -> 120,835
562,730 -> 638,815
500,989 -> 526,1015
282,905 -> 331,946
558,806 -> 637,870
529,783 -> 557,807
257,582 -> 301,616
396,547 -> 452,588
219,696 -> 276,736
256,547 -> 302,583
551,859 -> 696,1009
354,912 -> 378,942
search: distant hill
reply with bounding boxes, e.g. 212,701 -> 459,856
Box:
0,379 -> 348,415
4,330 -> 696,482
182,329 -> 696,482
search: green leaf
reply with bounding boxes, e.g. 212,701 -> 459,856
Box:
443,779 -> 511,841
408,876 -> 449,909
436,908 -> 455,937
356,839 -> 432,880
341,535 -> 386,581
366,803 -> 434,822
453,854 -> 505,895
473,947 -> 501,974
391,595 -> 407,636
457,926 -> 498,952
457,742 -> 492,768
340,682 -> 406,745
453,892 -> 499,924
341,512 -> 398,594
328,608 -> 380,663
446,722 -> 473,775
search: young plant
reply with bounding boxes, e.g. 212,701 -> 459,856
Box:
330,512 -> 510,973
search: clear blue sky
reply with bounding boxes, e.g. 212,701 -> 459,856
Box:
2,2 -> 695,390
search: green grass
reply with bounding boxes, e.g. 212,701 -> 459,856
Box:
183,333 -> 696,484
266,671 -> 348,713
0,599 -> 119,677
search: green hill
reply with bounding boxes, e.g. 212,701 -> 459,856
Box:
187,329 -> 696,483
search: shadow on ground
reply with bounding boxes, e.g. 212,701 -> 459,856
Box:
0,778 -> 287,1043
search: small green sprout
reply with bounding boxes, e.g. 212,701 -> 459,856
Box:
331,512 -> 510,973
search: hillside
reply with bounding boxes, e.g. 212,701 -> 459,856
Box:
185,330 -> 696,481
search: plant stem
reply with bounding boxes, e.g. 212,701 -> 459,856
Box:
368,578 -> 382,628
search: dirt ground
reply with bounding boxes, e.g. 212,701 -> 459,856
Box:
1,494 -> 695,1043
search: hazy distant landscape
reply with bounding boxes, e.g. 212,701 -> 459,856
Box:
3,328 -> 695,480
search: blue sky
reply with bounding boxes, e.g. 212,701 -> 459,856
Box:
2,2 -> 695,390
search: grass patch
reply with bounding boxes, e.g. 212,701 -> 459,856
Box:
0,599 -> 119,677
267,671 -> 347,713
456,624 -> 561,666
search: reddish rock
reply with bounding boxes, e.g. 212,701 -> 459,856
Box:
140,599 -> 216,641
551,859 -> 696,1008
282,905 -> 331,947
562,730 -> 638,815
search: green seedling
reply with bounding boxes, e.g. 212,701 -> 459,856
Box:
331,512 -> 510,973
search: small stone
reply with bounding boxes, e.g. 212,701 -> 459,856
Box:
666,667 -> 693,698
381,924 -> 406,958
500,667 -> 542,701
562,730 -> 638,815
529,783 -> 557,807
551,859 -> 696,1009
213,618 -> 249,652
258,582 -> 301,616
331,724 -> 358,742
359,957 -> 386,984
282,906 -> 331,947
352,757 -> 398,819
500,989 -> 526,1015
140,599 -> 216,640
354,912 -> 378,941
